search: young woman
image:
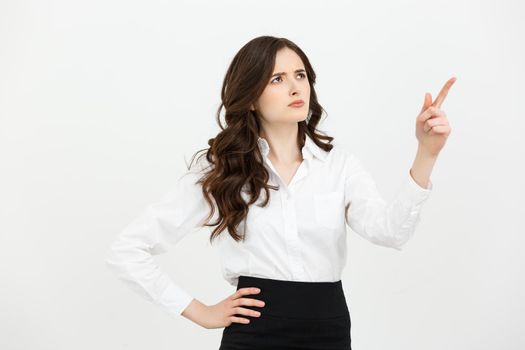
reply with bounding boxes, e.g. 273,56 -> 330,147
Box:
106,35 -> 456,349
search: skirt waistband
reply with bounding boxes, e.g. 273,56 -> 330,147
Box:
235,275 -> 349,320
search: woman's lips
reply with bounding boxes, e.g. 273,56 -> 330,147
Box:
289,101 -> 304,108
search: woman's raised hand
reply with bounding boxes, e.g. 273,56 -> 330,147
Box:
415,76 -> 457,156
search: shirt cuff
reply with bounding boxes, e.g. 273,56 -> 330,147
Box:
395,169 -> 433,206
157,282 -> 195,317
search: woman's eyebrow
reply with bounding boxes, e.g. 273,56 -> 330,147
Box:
271,69 -> 306,78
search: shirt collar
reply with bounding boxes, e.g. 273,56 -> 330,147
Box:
257,133 -> 328,162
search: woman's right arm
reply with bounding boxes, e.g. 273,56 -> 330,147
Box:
105,166 -> 209,318
105,161 -> 265,328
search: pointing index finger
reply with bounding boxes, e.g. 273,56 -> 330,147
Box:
432,76 -> 457,108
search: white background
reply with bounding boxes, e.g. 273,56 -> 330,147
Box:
1,0 -> 523,349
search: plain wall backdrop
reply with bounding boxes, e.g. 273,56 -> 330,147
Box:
1,0 -> 523,349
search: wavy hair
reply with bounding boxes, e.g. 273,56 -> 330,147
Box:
187,35 -> 334,244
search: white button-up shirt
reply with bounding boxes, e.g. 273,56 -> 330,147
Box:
105,133 -> 433,317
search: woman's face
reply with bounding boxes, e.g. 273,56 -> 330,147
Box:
251,47 -> 310,126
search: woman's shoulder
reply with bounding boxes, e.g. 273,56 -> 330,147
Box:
326,142 -> 355,163
184,152 -> 214,174
326,143 -> 367,175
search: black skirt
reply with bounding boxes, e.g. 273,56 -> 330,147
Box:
219,275 -> 352,350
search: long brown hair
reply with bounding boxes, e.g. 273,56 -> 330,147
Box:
187,35 -> 334,244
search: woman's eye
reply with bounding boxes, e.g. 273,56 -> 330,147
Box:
271,73 -> 306,84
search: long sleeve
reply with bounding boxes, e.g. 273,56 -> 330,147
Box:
105,163 -> 211,317
344,153 -> 433,251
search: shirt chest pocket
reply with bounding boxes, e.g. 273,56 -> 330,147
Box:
313,191 -> 345,230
